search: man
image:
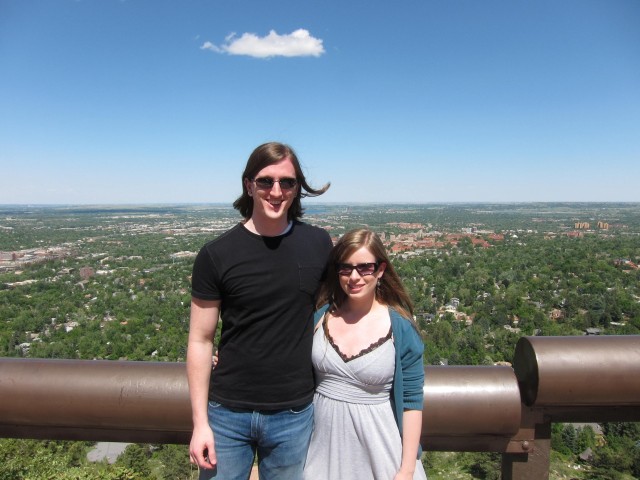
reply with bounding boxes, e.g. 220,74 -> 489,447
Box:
187,142 -> 333,479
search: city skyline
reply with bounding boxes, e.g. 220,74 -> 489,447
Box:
1,0 -> 639,204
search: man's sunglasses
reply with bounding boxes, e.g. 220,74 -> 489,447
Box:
252,177 -> 298,190
336,262 -> 380,277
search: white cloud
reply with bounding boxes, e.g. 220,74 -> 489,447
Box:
200,41 -> 222,53
200,29 -> 325,58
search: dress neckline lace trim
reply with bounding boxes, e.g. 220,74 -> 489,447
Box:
323,319 -> 392,363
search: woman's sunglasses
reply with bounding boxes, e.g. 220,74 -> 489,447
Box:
336,262 -> 380,277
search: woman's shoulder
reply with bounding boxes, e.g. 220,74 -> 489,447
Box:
314,304 -> 331,326
389,308 -> 423,344
388,307 -> 412,327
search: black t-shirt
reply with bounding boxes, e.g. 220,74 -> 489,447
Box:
191,221 -> 333,409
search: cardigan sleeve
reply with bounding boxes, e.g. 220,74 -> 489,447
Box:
399,320 -> 425,411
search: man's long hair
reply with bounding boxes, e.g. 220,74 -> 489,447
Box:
233,142 -> 330,221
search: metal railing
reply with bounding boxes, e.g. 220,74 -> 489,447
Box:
1,335 -> 639,480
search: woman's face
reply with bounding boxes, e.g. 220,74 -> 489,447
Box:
336,246 -> 386,301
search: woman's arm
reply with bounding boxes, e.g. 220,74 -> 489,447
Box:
395,409 -> 423,480
395,316 -> 425,479
399,321 -> 425,411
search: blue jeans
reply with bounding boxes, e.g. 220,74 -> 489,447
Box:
199,400 -> 313,480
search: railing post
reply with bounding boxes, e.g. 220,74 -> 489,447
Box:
501,407 -> 550,480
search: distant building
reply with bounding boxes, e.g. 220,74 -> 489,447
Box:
416,313 -> 435,324
614,258 -> 638,270
579,447 -> 594,462
550,309 -> 564,320
170,251 -> 197,260
79,266 -> 95,280
0,252 -> 14,261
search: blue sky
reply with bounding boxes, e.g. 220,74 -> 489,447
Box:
1,0 -> 639,204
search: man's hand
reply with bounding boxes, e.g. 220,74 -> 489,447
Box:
189,424 -> 217,470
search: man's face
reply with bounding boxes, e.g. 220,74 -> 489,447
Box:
244,157 -> 298,226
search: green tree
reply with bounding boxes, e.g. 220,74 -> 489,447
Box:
116,444 -> 152,479
576,425 -> 597,455
151,444 -> 197,480
551,423 -> 572,456
561,424 -> 578,455
461,452 -> 500,480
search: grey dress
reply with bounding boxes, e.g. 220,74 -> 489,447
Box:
303,321 -> 427,480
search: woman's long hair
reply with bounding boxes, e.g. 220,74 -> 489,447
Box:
316,228 -> 415,322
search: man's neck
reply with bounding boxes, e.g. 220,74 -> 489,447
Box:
244,217 -> 292,237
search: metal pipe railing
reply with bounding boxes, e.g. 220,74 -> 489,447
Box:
513,335 -> 640,408
0,359 -> 524,450
0,358 -> 192,444
422,365 -> 523,453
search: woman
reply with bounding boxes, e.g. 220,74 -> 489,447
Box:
304,229 -> 426,480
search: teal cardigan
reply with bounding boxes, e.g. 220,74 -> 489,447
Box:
314,305 -> 425,454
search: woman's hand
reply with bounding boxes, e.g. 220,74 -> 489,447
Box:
393,468 -> 415,480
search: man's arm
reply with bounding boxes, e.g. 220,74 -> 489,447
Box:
187,297 -> 220,470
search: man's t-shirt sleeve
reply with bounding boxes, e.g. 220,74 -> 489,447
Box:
191,245 -> 221,300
